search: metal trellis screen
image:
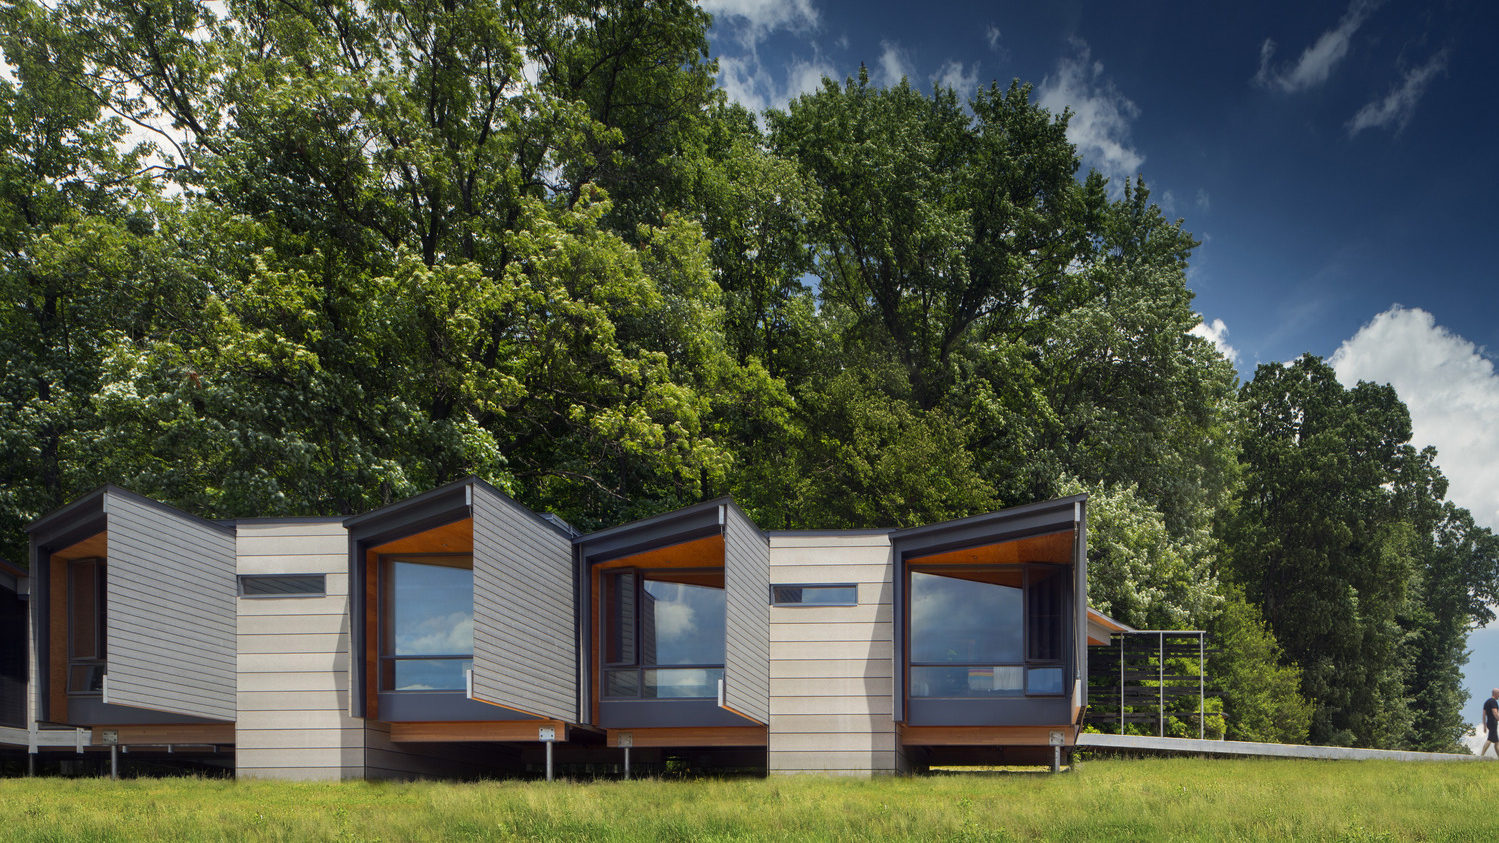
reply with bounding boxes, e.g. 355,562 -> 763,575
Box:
1085,631 -> 1223,739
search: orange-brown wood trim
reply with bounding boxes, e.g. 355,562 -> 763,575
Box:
592,534 -> 725,571
92,723 -> 235,746
364,547 -> 379,721
899,724 -> 1078,747
49,534 -> 108,724
389,720 -> 570,743
606,726 -> 768,748
48,556 -> 67,723
590,566 -> 600,725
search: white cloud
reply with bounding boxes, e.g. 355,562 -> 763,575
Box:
717,53 -> 835,114
1346,49 -> 1449,136
878,40 -> 912,87
699,0 -> 818,48
1190,318 -> 1239,365
986,25 -> 1002,53
1160,190 -> 1177,214
1037,39 -> 1144,193
396,612 -> 474,656
1195,188 -> 1211,213
934,59 -> 979,96
1254,0 -> 1380,93
654,600 -> 698,639
1329,306 -> 1499,530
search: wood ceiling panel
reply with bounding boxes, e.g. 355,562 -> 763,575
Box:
907,529 -> 1074,566
369,517 -> 473,555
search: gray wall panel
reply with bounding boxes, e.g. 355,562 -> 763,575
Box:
470,484 -> 577,722
105,492 -> 237,722
723,504 -> 770,724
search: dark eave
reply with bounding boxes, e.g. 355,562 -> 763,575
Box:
25,484 -> 233,547
889,494 -> 1087,558
574,497 -> 738,563
343,475 -> 574,545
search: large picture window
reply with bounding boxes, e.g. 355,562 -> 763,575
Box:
908,564 -> 1067,698
602,569 -> 725,699
380,555 -> 473,692
68,558 -> 106,694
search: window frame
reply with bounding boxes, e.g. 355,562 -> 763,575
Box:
377,553 -> 475,694
600,567 -> 726,701
769,583 -> 859,607
237,574 -> 327,598
906,562 -> 1069,699
67,558 -> 107,696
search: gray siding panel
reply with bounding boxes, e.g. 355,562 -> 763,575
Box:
105,492 -> 237,722
723,505 -> 770,724
469,484 -> 577,723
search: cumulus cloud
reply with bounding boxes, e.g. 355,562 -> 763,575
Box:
934,59 -> 979,96
699,0 -> 818,48
1329,306 -> 1499,530
1254,0 -> 1381,93
1037,39 -> 1145,193
717,53 -> 835,114
878,40 -> 912,86
1346,49 -> 1449,136
397,612 -> 474,656
1190,318 -> 1239,365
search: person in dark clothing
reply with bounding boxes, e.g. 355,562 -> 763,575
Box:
1483,689 -> 1499,757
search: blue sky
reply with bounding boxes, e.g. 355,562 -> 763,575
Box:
699,0 -> 1499,743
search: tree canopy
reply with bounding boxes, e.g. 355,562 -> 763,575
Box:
0,0 -> 1491,751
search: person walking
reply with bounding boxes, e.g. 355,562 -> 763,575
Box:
1483,688 -> 1499,757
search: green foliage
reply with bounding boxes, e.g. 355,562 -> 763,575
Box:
0,0 -> 1488,749
1063,477 -> 1219,630
1226,355 -> 1496,749
1211,586 -> 1314,743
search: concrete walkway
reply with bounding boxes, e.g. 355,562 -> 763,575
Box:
1078,732 -> 1479,762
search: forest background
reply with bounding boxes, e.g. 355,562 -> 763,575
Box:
1,0 -> 1495,752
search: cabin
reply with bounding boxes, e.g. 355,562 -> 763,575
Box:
4,479 -> 1106,777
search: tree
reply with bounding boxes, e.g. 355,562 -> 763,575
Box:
0,2 -> 199,563
766,73 -> 1238,542
1210,585 -> 1314,743
1226,355 -> 1421,747
1065,478 -> 1219,630
7,0 -> 776,528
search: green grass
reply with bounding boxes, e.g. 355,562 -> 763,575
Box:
0,758 -> 1494,842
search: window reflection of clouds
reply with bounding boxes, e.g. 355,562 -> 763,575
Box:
910,571 -> 1022,664
643,580 -> 725,665
391,560 -> 473,656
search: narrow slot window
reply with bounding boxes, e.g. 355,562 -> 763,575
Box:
771,584 -> 858,606
239,574 -> 326,597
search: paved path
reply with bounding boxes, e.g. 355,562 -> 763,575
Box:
1078,732 -> 1478,762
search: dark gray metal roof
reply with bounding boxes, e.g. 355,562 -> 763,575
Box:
889,494 -> 1087,557
25,484 -> 234,540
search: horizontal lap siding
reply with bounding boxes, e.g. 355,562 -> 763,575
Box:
235,520 -> 363,781
105,494 -> 237,722
723,506 -> 771,724
470,486 -> 577,723
768,535 -> 897,776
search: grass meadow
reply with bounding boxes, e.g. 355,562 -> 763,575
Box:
0,757 -> 1493,842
